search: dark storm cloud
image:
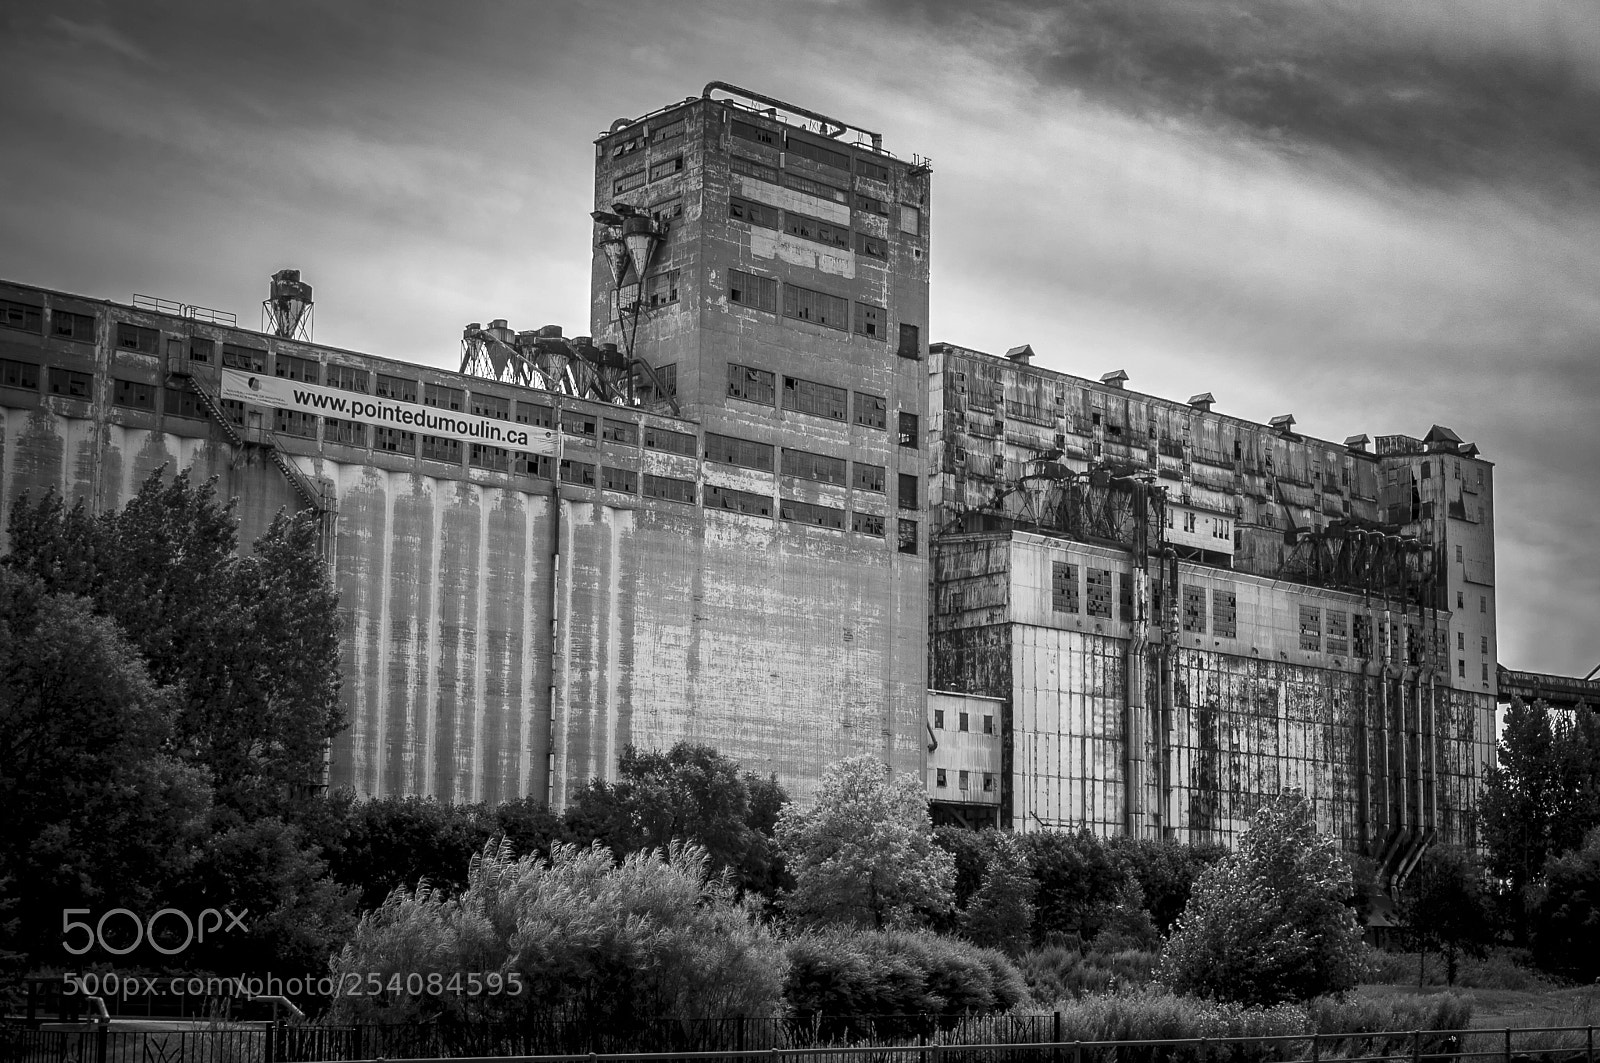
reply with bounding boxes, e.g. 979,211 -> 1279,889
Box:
875,0 -> 1600,193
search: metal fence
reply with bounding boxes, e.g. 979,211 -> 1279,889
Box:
3,1022 -> 1596,1063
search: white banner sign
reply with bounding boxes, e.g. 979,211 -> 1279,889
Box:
219,369 -> 558,457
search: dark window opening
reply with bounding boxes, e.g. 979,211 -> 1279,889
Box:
601,418 -> 638,445
375,427 -> 416,454
854,302 -> 885,339
52,311 -> 95,343
854,391 -> 887,429
325,418 -> 366,447
897,518 -> 918,555
48,368 -> 93,399
1,300 -> 44,334
643,425 -> 697,456
274,409 -> 316,439
643,473 -> 696,504
376,374 -> 418,403
705,432 -> 774,472
559,459 -> 597,486
423,383 -> 464,412
274,353 -> 319,383
784,376 -> 848,420
898,472 -> 919,510
780,498 -> 844,529
421,435 -> 462,463
116,322 -> 159,354
601,466 -> 638,493
853,462 -> 885,492
782,284 -> 848,329
469,443 -> 510,472
708,485 -> 773,517
852,511 -> 885,536
728,270 -> 777,312
0,358 -> 41,391
727,363 -> 776,405
112,378 -> 156,410
898,411 -> 920,448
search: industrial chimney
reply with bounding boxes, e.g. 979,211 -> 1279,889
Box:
264,269 -> 314,340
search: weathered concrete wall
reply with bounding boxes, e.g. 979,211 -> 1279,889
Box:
0,282 -> 927,807
932,531 -> 1491,853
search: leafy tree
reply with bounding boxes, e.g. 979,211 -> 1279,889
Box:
1531,827 -> 1600,980
1023,828 -> 1128,946
1393,844 -> 1494,986
776,755 -> 954,929
0,569 -> 211,967
5,472 -> 343,821
1108,836 -> 1229,935
959,832 -> 1036,955
330,840 -> 784,1029
1095,877 -> 1161,952
1479,698 -> 1600,897
1158,789 -> 1365,1005
179,818 -> 358,977
565,742 -> 789,898
328,795 -> 495,909
934,825 -> 995,911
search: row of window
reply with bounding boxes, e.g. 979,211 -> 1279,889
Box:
729,119 -> 893,183
611,154 -> 686,196
725,269 -> 920,354
725,365 -> 921,444
702,429 -> 919,502
728,192 -> 903,258
934,768 -> 996,793
932,708 -> 995,735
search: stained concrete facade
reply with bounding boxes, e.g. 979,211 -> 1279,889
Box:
0,282 -> 926,807
926,343 -> 1496,872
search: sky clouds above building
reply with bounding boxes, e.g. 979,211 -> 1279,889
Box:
2,0 -> 1595,676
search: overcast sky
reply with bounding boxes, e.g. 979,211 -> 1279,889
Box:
1,0 -> 1596,677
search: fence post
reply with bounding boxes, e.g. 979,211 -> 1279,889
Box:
94,1024 -> 107,1063
1053,1013 -> 1063,1063
1075,1039 -> 1083,1063
1505,1028 -> 1512,1063
1413,1031 -> 1421,1063
1313,1033 -> 1320,1063
1587,1026 -> 1593,1063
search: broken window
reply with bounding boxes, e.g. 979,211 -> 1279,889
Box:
560,409 -> 597,438
274,409 -> 316,439
1299,605 -> 1322,651
648,156 -> 683,181
0,358 -> 40,390
728,269 -> 777,312
645,270 -> 679,308
852,511 -> 885,536
708,485 -> 773,517
1183,585 -> 1207,634
1,299 -> 43,334
644,473 -> 696,504
782,283 -> 848,329
601,419 -> 638,446
853,462 -> 885,492
470,443 -> 510,472
1118,572 -> 1135,622
1326,610 -> 1349,655
898,473 -> 919,510
785,134 -> 850,172
1086,568 -> 1113,618
52,310 -> 94,342
784,376 -> 848,420
643,425 -> 697,456
729,154 -> 777,183
375,427 -> 415,454
163,386 -> 203,419
781,171 -> 848,203
516,452 -> 552,479
559,459 -> 596,486
897,518 -> 918,554
898,411 -> 920,448
424,383 -> 464,411
854,232 -> 887,258
729,196 -> 779,229
1213,589 -> 1237,638
854,302 -> 885,339
112,378 -> 156,410
116,322 -> 159,354
221,343 -> 266,371
49,368 -> 93,398
727,363 -> 775,405
613,168 -> 646,195
936,768 -> 947,788
898,322 -> 921,360
1051,562 -> 1080,614
376,373 -> 417,403
601,464 -> 636,493
328,364 -> 369,393
731,119 -> 778,146
705,432 -> 774,472
421,435 -> 462,463
854,391 -> 887,429
471,392 -> 510,420
782,448 -> 847,485
779,498 -> 844,529
856,157 -> 890,181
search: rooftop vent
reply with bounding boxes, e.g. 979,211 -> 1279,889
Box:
1344,434 -> 1371,452
1100,370 -> 1129,389
264,268 -> 313,341
1005,344 -> 1035,365
1188,392 -> 1215,412
1270,414 -> 1297,435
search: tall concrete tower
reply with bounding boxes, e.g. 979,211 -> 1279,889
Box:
588,84 -> 935,781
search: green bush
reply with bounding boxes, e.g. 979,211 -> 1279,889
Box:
1361,945 -> 1558,990
1019,946 -> 1161,1004
782,929 -> 1023,1040
1009,990 -> 1312,1063
1159,791 -> 1365,1005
